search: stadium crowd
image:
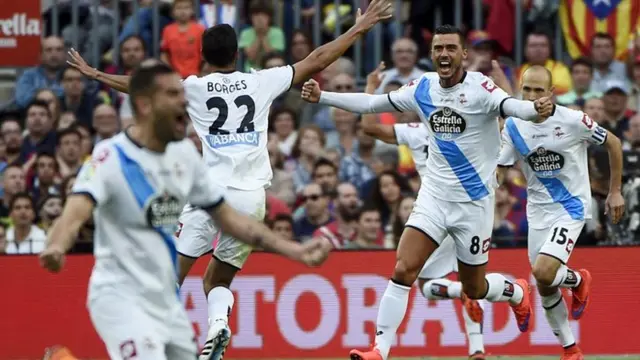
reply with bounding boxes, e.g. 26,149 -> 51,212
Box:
1,0 -> 640,255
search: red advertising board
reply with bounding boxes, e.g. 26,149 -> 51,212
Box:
1,248 -> 639,359
0,1 -> 41,67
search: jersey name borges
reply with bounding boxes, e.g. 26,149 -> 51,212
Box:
183,66 -> 294,190
387,72 -> 510,202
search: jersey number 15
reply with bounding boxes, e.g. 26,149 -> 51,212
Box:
206,95 -> 256,135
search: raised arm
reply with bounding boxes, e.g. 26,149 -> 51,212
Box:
67,48 -> 131,93
291,0 -> 392,85
361,62 -> 398,144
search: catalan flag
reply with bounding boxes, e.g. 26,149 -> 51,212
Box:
559,0 -> 640,60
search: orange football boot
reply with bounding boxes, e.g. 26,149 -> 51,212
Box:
571,269 -> 592,320
349,347 -> 383,360
510,279 -> 532,332
462,293 -> 484,324
561,345 -> 584,360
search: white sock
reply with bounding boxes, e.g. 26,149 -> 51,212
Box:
374,280 -> 411,360
421,279 -> 462,300
483,273 -> 523,306
462,299 -> 485,355
550,266 -> 582,288
207,286 -> 235,323
541,290 -> 576,348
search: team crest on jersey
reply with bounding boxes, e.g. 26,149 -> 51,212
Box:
145,192 -> 182,235
526,147 -> 565,178
554,126 -> 565,138
429,107 -> 466,141
459,93 -> 467,105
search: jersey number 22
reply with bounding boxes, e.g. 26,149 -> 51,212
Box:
206,95 -> 256,135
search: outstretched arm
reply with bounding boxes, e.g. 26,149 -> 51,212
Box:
361,62 -> 398,144
291,0 -> 392,85
68,48 -> 131,93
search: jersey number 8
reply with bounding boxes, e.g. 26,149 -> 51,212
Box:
206,95 -> 256,135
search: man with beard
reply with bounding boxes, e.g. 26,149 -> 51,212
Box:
1,117 -> 24,165
312,158 -> 339,196
0,165 -> 26,221
302,24 -> 554,360
313,182 -> 361,248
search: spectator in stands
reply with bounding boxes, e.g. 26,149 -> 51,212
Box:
269,213 -> 295,241
326,108 -> 358,156
389,195 -> 415,249
58,111 -> 77,130
492,185 -> 518,247
367,170 -> 411,231
15,36 -> 66,109
313,182 -> 359,248
343,206 -> 383,249
309,73 -> 357,132
590,32 -> 630,93
30,152 -> 59,207
312,158 -> 339,196
289,30 -> 314,64
319,57 -> 356,87
0,223 -> 6,254
35,89 -> 62,128
21,101 -> 57,162
37,194 -> 63,233
339,121 -> 378,190
76,125 -> 93,160
263,54 -> 306,116
239,0 -> 286,72
161,0 -> 205,78
117,1 -> 173,57
629,55 -> 640,112
517,30 -> 571,95
288,125 -> 326,193
5,193 -> 46,254
293,183 -> 333,241
269,107 -> 298,157
106,35 -> 147,127
584,97 -> 606,123
601,80 -> 633,137
60,174 -> 77,201
376,38 -> 425,93
60,67 -> 104,128
92,104 -> 120,143
1,119 -> 24,166
557,57 -> 602,106
623,113 -> 640,150
0,165 -> 26,221
267,134 -> 295,206
199,0 -> 237,29
56,127 -> 83,178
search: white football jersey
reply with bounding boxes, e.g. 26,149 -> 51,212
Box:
394,122 -> 430,178
182,66 -> 294,190
73,131 -> 224,318
388,72 -> 509,202
498,106 -> 608,229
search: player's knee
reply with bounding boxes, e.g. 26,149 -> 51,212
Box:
462,280 -> 486,300
532,263 -> 556,287
392,259 -> 420,286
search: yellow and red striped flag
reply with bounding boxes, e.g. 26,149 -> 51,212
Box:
559,0 -> 640,59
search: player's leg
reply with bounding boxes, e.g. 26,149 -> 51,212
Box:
350,191 -> 447,360
200,188 -> 264,360
529,222 -> 587,360
531,220 -> 592,320
416,237 -> 485,359
175,209 -> 216,286
451,196 -> 532,332
166,303 -> 199,360
88,295 -> 169,360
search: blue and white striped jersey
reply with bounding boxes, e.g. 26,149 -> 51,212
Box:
498,105 -> 607,228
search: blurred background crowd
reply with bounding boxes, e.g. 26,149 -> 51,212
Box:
0,0 -> 640,255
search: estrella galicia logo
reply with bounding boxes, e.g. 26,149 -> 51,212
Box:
526,147 -> 564,178
146,193 -> 182,235
428,107 -> 466,141
205,132 -> 260,149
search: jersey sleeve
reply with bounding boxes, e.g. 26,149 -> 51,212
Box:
256,65 -> 295,100
498,127 -> 518,166
394,123 -> 427,146
72,143 -> 113,205
479,75 -> 511,117
185,142 -> 226,210
387,78 -> 420,112
575,111 -> 608,145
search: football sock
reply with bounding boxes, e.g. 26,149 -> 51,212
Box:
374,280 -> 411,360
462,298 -> 485,355
207,286 -> 234,323
542,290 -> 576,348
551,265 -> 582,288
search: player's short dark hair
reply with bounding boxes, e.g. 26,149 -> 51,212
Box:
9,192 -> 34,212
591,32 -> 615,47
129,61 -> 175,115
38,193 -> 62,213
202,24 -> 238,68
36,151 -> 56,162
433,25 -> 466,47
57,127 -> 82,145
571,56 -> 593,73
313,158 -> 338,177
25,100 -> 52,119
355,204 -> 380,221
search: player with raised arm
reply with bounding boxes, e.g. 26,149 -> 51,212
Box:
497,65 -> 624,360
66,2 -> 393,359
39,61 -> 329,360
302,25 -> 555,360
